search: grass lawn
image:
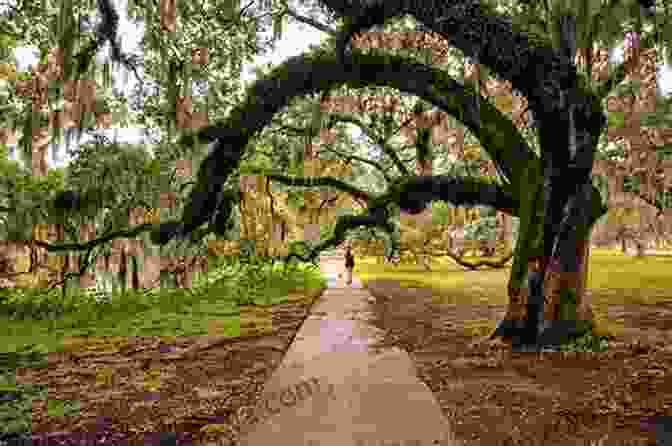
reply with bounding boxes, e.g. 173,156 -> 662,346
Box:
0,258 -> 327,438
359,248 -> 672,445
0,259 -> 326,355
354,247 -> 672,339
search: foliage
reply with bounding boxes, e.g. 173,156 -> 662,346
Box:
0,151 -> 67,239
0,256 -> 325,340
557,330 -> 610,353
430,201 -> 453,226
463,215 -> 498,241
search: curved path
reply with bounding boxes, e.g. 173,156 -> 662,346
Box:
239,251 -> 459,446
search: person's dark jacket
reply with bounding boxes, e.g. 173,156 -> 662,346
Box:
345,250 -> 355,269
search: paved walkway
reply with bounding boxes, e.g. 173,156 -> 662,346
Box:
239,252 -> 458,446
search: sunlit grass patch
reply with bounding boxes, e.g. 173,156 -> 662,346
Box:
462,319 -> 498,338
355,247 -> 672,349
356,248 -> 672,306
0,257 -> 327,354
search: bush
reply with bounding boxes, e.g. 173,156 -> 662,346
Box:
558,331 -> 610,352
0,288 -> 68,320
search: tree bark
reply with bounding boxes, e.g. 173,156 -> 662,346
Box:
492,180 -> 603,349
542,234 -> 594,321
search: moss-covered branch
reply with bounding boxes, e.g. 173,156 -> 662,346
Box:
431,249 -> 514,270
241,167 -> 373,203
381,175 -> 519,217
159,47 -> 548,245
284,207 -> 397,265
279,173 -> 522,265
32,223 -> 154,252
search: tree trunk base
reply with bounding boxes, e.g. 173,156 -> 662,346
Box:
488,318 -> 527,345
490,317 -> 594,350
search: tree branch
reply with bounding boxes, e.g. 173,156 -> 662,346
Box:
160,45 -> 606,249
327,113 -> 412,177
283,6 -> 338,35
382,174 -> 520,217
33,223 -> 155,252
241,167 -> 373,203
328,0 -> 579,112
319,144 -> 395,184
280,173 -> 520,265
284,207 -> 397,264
425,248 -> 514,270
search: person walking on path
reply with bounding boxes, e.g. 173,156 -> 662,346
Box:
344,245 -> 355,286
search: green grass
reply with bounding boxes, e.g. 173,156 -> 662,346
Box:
0,257 -> 327,435
354,247 -> 672,350
356,248 -> 672,305
356,256 -> 511,305
0,258 -> 327,355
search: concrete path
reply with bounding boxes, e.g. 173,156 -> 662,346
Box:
239,252 -> 459,446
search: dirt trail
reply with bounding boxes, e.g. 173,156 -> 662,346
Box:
364,280 -> 672,446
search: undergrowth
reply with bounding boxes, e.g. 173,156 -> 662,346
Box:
0,255 -> 326,439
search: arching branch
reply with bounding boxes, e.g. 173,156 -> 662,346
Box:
284,206 -> 397,265
241,167 -> 373,203
160,47 -> 540,245
33,223 -> 154,252
415,247 -> 514,270
382,175 -> 519,217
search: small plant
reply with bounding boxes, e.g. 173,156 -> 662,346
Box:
558,330 -> 610,352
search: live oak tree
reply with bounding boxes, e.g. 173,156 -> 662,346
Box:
473,0 -> 672,340
324,0 -> 672,348
27,0 -> 672,350
486,0 -> 672,257
253,55 -> 511,270
147,0 -> 671,350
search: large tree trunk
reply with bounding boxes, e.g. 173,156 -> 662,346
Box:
542,234 -> 594,325
529,232 -> 595,349
493,233 -> 595,349
492,178 -> 602,350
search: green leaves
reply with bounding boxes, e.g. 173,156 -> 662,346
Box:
464,215 -> 499,241
607,110 -> 626,128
